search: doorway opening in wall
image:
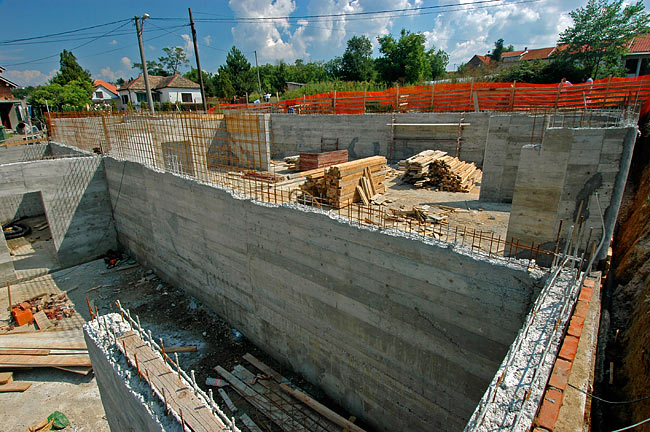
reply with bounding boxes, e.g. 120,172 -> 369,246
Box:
1,191 -> 59,280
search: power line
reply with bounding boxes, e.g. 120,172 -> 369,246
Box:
194,0 -> 507,21
0,18 -> 131,44
567,383 -> 650,405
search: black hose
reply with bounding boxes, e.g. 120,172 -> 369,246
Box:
2,222 -> 31,240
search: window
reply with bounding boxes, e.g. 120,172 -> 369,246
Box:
181,93 -> 193,103
153,92 -> 161,103
136,92 -> 147,103
95,91 -> 104,99
121,95 -> 129,104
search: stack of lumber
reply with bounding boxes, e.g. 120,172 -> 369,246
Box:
283,155 -> 300,171
299,150 -> 348,171
300,156 -> 386,208
400,150 -> 481,192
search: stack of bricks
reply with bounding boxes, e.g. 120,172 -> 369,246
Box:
533,277 -> 597,431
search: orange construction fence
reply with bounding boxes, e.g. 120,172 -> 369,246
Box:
209,75 -> 650,117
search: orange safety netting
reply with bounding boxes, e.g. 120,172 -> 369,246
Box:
208,75 -> 650,117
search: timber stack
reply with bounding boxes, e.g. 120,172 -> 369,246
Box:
300,156 -> 387,208
299,150 -> 348,171
400,150 -> 481,192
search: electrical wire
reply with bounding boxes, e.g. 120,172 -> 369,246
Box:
567,383 -> 650,405
0,18 -> 132,44
611,416 -> 650,432
4,20 -> 132,67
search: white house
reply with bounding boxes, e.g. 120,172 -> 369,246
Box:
625,34 -> 650,77
117,74 -> 202,108
92,80 -> 119,105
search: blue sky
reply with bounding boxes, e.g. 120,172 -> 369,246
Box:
1,0 -> 648,86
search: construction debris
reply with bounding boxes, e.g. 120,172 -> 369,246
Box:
283,155 -> 300,171
399,150 -> 481,192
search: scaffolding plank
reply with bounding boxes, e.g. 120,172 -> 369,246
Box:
118,331 -> 228,432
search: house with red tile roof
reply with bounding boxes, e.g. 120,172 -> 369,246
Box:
465,54 -> 494,70
117,74 -> 201,109
625,34 -> 650,76
92,80 -> 119,106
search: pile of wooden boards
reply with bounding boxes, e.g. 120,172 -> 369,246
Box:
399,150 -> 481,192
300,156 -> 387,208
299,150 -> 348,171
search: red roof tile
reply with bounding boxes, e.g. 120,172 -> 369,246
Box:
501,50 -> 525,58
521,47 -> 556,60
629,34 -> 650,53
93,79 -> 117,95
118,74 -> 200,91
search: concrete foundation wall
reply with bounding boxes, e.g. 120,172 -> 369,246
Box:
0,143 -> 49,164
0,191 -> 45,223
0,157 -> 117,267
506,127 -> 633,252
0,230 -> 16,283
104,157 -> 542,432
270,113 -> 490,166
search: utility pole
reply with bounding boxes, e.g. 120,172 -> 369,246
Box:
188,8 -> 207,112
135,15 -> 155,114
254,50 -> 262,98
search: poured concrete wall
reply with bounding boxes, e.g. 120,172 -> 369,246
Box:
0,143 -> 49,164
0,157 -> 117,267
0,231 -> 16,283
270,112 -> 490,165
104,157 -> 543,432
506,126 -> 635,253
0,191 -> 45,223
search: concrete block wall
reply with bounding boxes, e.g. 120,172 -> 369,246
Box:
270,112 -> 491,166
0,157 -> 117,267
506,126 -> 634,252
104,157 -> 543,432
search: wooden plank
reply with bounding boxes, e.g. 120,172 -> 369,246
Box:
54,366 -> 93,376
0,371 -> 12,384
239,413 -> 264,432
165,346 -> 197,353
33,311 -> 52,330
356,186 -> 369,206
215,366 -> 304,432
242,353 -> 284,382
0,349 -> 49,356
218,388 -> 238,413
0,354 -> 91,367
0,381 -> 31,392
279,384 -> 368,432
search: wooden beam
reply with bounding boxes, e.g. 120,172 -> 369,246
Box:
279,383 -> 367,432
0,381 -> 31,392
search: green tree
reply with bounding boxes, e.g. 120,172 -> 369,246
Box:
341,36 -> 376,81
489,39 -> 514,62
184,68 -> 216,97
50,50 -> 92,86
132,60 -> 169,76
217,46 -> 254,97
324,57 -> 343,79
28,79 -> 93,111
557,0 -> 650,78
427,48 -> 449,80
11,86 -> 36,100
158,47 -> 189,75
376,29 -> 430,84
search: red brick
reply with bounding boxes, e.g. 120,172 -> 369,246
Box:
536,388 -> 564,430
549,358 -> 573,390
574,300 -> 589,319
579,286 -> 593,302
583,279 -> 596,288
568,315 -> 585,338
558,335 -> 580,361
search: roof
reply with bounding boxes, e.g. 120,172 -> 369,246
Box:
501,50 -> 525,59
472,55 -> 493,65
521,47 -> 556,61
0,75 -> 18,89
118,74 -> 200,91
93,80 -> 118,95
629,34 -> 650,53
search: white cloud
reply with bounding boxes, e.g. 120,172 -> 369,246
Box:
180,34 -> 193,57
4,69 -> 56,86
98,66 -> 117,81
110,39 -> 117,46
121,56 -> 132,69
203,35 -> 212,46
228,0 -> 422,63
